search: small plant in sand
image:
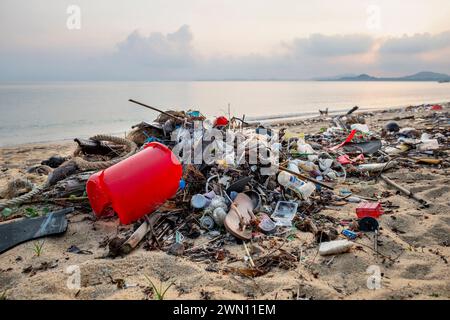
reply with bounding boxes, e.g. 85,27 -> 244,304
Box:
24,207 -> 50,218
24,207 -> 40,218
0,290 -> 7,300
32,241 -> 45,257
144,275 -> 174,300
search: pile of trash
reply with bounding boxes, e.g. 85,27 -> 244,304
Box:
1,100 -> 448,277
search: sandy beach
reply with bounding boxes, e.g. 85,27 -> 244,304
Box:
0,104 -> 449,300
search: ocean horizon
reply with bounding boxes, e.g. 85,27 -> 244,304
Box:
1,80 -> 449,147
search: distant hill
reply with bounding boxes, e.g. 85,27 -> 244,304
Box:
327,71 -> 450,82
313,73 -> 358,81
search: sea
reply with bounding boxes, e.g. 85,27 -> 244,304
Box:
1,81 -> 449,146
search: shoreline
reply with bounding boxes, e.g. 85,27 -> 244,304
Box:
1,101 -> 449,149
247,101 -> 450,123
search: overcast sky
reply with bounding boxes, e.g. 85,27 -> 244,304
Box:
1,0 -> 449,80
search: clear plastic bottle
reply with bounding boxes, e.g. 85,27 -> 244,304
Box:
277,171 -> 315,200
290,159 -> 319,173
296,139 -> 318,161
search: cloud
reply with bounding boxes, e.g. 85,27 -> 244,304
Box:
101,31 -> 377,79
289,33 -> 374,57
113,25 -> 195,68
380,31 -> 450,54
1,26 -> 450,80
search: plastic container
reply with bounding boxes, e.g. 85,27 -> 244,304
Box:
86,142 -> 182,225
271,201 -> 298,227
278,171 -> 315,200
258,214 -> 277,233
356,202 -> 383,219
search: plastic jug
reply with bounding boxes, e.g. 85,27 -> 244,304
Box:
86,142 -> 182,225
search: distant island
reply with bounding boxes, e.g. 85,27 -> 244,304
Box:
319,71 -> 450,82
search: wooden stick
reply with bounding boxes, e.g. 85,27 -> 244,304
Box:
120,220 -> 149,254
243,241 -> 255,268
279,166 -> 334,190
128,99 -> 188,122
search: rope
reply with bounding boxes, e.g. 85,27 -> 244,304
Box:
0,134 -> 138,211
71,134 -> 137,171
0,181 -> 48,211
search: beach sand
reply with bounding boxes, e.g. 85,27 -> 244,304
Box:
0,106 -> 449,300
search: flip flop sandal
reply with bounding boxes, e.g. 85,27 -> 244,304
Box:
224,193 -> 256,240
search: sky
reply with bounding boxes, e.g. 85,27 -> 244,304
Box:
0,0 -> 450,80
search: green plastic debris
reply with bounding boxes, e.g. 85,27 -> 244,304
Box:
1,208 -> 13,217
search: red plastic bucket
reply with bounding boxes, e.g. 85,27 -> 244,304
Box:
86,142 -> 182,224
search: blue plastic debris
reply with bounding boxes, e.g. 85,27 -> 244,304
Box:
342,229 -> 358,240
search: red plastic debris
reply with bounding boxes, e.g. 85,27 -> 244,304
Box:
337,154 -> 364,165
431,104 -> 443,111
87,142 -> 182,225
214,116 -> 229,127
329,129 -> 357,151
356,202 -> 383,219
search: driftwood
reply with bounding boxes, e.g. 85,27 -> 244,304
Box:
74,138 -> 118,156
47,161 -> 78,186
378,115 -> 415,122
119,212 -> 162,254
43,172 -> 93,198
380,174 -> 429,207
279,166 -> 334,190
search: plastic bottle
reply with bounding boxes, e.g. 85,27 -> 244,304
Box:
319,239 -> 354,256
357,162 -> 397,172
277,171 -> 315,200
346,196 -> 362,203
290,159 -> 318,173
296,139 -> 318,161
